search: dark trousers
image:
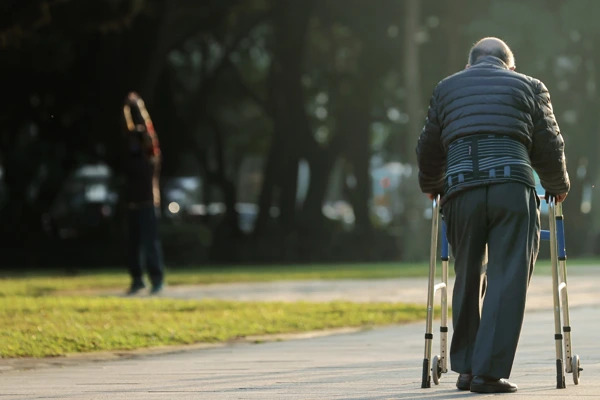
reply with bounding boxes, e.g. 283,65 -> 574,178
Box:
443,183 -> 540,379
127,205 -> 164,287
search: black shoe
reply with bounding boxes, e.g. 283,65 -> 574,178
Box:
127,281 -> 146,295
470,375 -> 517,393
456,373 -> 473,390
150,283 -> 164,295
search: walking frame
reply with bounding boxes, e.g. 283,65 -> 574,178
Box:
420,194 -> 582,389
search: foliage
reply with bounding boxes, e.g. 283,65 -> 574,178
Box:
2,1 -> 600,265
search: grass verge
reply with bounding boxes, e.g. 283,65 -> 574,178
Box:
0,297 -> 428,358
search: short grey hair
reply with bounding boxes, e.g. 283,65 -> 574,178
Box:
468,37 -> 515,68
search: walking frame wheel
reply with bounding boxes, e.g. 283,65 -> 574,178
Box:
572,354 -> 582,385
432,355 -> 443,385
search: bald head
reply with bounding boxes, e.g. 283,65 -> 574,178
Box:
468,37 -> 515,69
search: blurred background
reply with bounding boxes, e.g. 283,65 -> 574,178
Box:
1,0 -> 599,269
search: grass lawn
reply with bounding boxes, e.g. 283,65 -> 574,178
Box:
0,261 -> 435,358
0,297 -> 428,358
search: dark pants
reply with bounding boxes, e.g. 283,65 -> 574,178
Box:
443,183 -> 540,379
128,205 -> 164,287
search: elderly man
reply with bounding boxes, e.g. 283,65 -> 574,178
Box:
416,37 -> 570,393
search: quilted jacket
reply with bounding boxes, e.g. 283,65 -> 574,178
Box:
416,55 -> 570,199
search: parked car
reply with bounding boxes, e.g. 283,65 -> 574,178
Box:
46,163 -> 119,239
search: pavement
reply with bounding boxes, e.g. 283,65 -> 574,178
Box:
0,266 -> 599,399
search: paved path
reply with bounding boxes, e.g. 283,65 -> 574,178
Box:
105,264 -> 600,312
165,273 -> 600,313
1,267 -> 599,399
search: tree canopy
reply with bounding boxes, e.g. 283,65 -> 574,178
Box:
2,0 -> 600,267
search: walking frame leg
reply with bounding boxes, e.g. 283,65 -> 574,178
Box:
555,202 -> 583,385
422,195 -> 449,388
421,196 -> 439,388
440,221 -> 449,374
555,202 -> 573,373
548,198 -> 566,389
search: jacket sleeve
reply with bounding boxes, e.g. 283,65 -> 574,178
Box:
530,80 -> 570,195
416,87 -> 446,194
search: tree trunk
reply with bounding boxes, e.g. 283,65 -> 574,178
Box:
300,138 -> 344,232
443,0 -> 467,75
254,0 -> 314,234
403,0 -> 423,164
400,0 -> 429,261
207,115 -> 240,236
341,104 -> 372,234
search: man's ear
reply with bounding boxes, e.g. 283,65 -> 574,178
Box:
465,64 -> 470,69
509,65 -> 516,71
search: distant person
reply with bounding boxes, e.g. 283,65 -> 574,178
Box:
416,37 -> 570,393
122,91 -> 164,295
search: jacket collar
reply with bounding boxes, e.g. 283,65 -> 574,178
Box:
471,55 -> 509,69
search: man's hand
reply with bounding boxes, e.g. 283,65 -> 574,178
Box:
426,193 -> 436,201
556,193 -> 568,203
546,193 -> 568,203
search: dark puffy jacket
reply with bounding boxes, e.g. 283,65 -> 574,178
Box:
416,55 -> 570,198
